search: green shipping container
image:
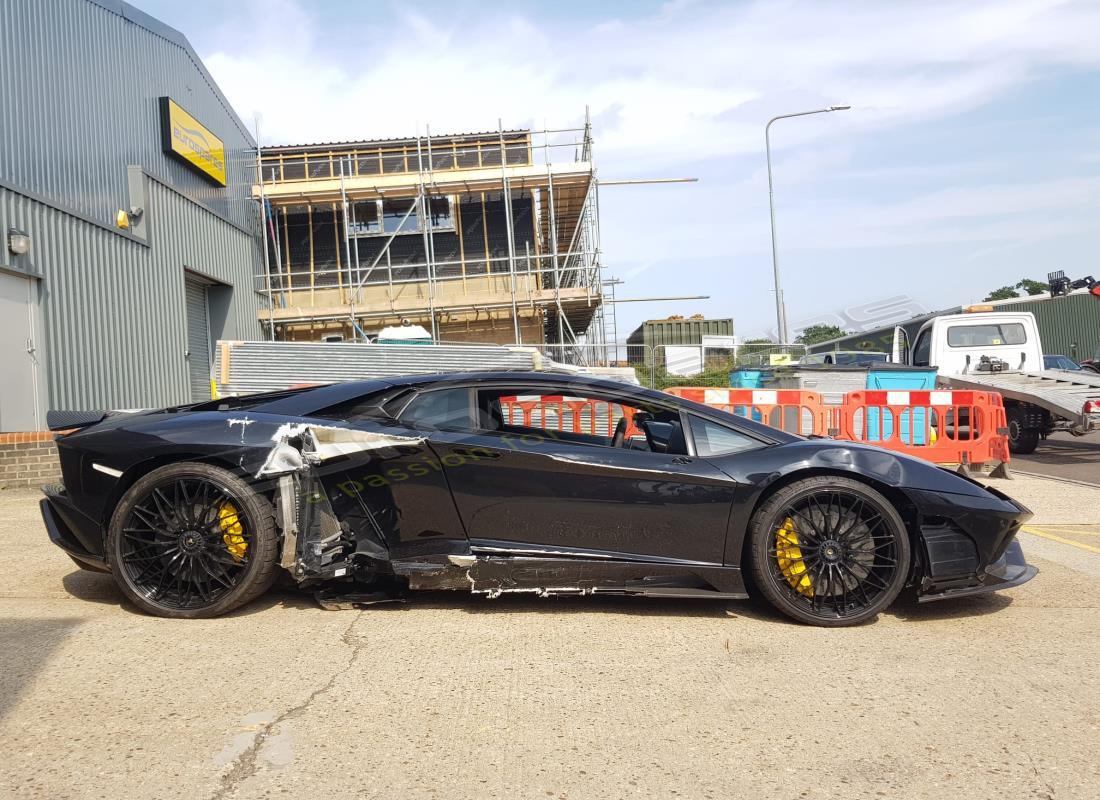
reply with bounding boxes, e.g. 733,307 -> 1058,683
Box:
626,318 -> 734,363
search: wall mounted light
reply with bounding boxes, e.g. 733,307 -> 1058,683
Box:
115,207 -> 144,231
7,229 -> 31,256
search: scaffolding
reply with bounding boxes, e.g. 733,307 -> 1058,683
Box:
252,112 -> 614,363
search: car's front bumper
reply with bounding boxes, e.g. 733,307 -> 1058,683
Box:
907,484 -> 1037,601
918,538 -> 1037,602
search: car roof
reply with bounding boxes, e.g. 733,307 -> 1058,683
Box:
245,371 -> 800,444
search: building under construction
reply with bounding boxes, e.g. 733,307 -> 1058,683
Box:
254,117 -> 610,355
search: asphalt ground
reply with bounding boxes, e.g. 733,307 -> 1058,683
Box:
1012,430 -> 1100,484
1,474 -> 1098,800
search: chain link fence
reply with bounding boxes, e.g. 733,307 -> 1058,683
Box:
640,344 -> 808,389
526,342 -> 809,390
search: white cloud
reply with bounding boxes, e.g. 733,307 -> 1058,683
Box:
204,0 -> 1100,158
192,0 -> 1100,334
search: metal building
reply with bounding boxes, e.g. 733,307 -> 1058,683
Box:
994,290 -> 1100,362
0,0 -> 265,431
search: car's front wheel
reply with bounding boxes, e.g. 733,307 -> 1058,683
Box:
748,476 -> 911,627
106,462 -> 279,618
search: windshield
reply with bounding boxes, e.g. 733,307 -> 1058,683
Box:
946,323 -> 1026,348
1044,355 -> 1081,370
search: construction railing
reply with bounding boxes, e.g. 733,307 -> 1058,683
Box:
664,385 -> 1009,470
837,390 -> 1010,469
664,387 -> 829,437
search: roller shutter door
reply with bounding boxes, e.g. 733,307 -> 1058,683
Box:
185,277 -> 211,402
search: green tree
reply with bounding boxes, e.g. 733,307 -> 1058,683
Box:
984,286 -> 1019,301
795,324 -> 848,345
984,278 -> 1048,302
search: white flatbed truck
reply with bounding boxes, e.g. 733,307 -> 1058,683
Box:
893,308 -> 1100,454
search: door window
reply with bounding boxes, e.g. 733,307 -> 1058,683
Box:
912,331 -> 932,366
476,388 -> 689,454
688,416 -> 764,457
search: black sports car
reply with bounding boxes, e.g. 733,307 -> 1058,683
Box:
40,372 -> 1037,626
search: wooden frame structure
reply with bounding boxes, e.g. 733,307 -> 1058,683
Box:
252,117 -> 610,360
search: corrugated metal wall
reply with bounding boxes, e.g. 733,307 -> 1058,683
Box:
0,0 -> 265,416
0,0 -> 256,229
184,278 -> 211,401
1,179 -> 261,410
997,292 -> 1100,362
625,319 -> 735,349
213,341 -> 541,395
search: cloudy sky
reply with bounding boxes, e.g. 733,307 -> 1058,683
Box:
137,0 -> 1100,341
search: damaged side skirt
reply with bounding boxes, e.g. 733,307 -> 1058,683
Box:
393,555 -> 748,600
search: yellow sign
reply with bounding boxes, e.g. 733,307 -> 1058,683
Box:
159,97 -> 227,186
769,353 -> 793,366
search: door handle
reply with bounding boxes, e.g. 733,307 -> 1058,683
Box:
452,447 -> 502,459
671,456 -> 693,465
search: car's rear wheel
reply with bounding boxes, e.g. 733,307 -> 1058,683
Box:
749,476 -> 910,627
106,462 -> 279,618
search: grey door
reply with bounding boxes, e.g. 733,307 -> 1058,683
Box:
0,272 -> 39,431
184,276 -> 212,402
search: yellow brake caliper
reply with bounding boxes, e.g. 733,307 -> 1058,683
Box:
218,502 -> 248,562
775,517 -> 813,598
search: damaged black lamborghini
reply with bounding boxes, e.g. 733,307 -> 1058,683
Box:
40,372 -> 1037,626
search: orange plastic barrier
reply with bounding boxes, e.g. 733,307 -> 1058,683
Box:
837,390 -> 1010,468
664,387 -> 830,436
498,395 -> 642,438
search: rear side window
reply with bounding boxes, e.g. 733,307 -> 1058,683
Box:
947,323 -> 1026,348
399,388 -> 474,431
688,416 -> 763,457
312,389 -> 411,423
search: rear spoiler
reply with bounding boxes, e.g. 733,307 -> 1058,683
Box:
46,410 -> 109,432
46,408 -> 149,432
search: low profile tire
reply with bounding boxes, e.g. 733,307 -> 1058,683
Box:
1006,408 -> 1040,455
106,462 -> 279,619
749,476 -> 911,627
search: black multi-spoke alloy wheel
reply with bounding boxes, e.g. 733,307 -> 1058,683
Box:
749,476 -> 911,627
106,463 -> 278,618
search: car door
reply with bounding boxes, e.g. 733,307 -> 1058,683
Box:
302,388 -> 471,561
411,383 -> 739,565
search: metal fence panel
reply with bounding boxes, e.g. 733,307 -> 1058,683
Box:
213,341 -> 541,396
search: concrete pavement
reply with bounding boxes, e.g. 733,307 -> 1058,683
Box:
1012,430 -> 1100,485
1,475 -> 1098,800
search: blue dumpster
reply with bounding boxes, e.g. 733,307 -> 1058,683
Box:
865,366 -> 938,444
729,369 -> 765,388
728,369 -> 767,421
866,366 -> 937,391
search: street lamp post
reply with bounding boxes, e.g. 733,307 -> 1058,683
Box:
766,105 -> 850,346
